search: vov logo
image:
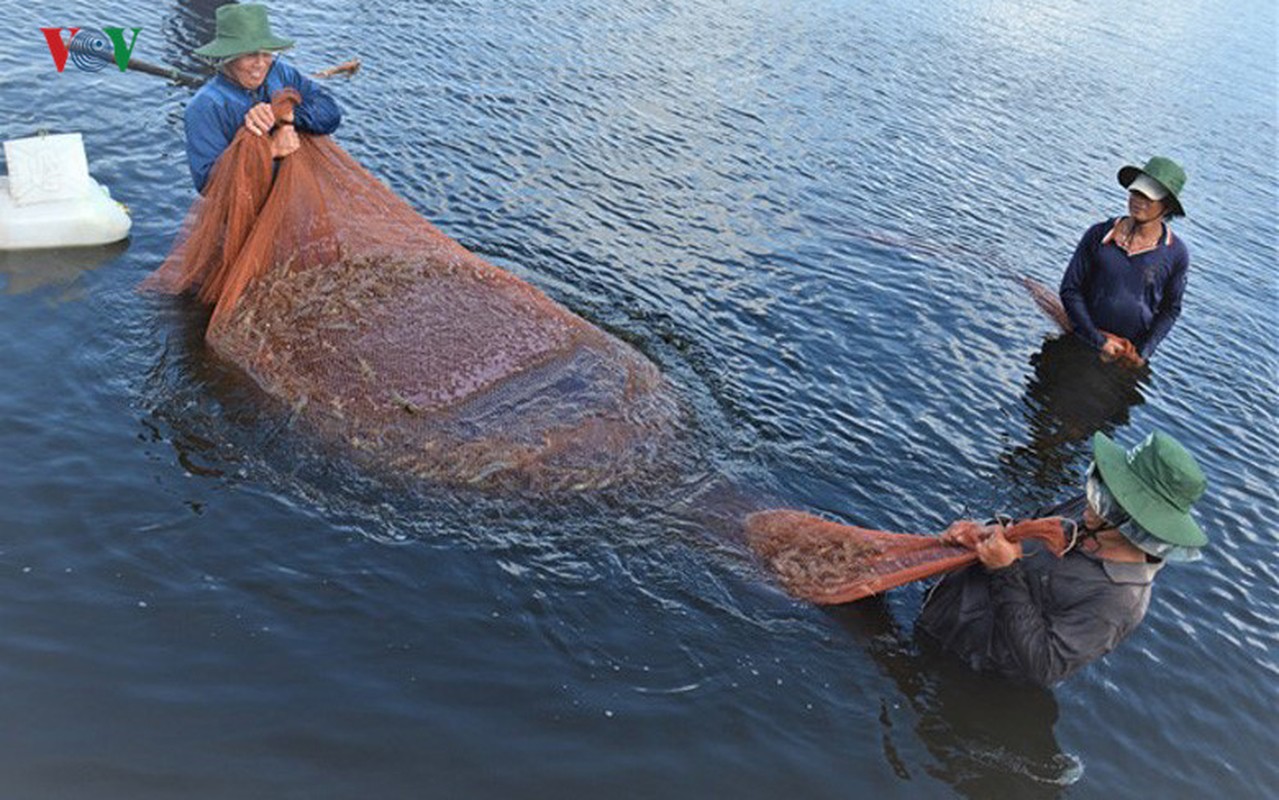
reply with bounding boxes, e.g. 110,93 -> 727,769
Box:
41,27 -> 142,73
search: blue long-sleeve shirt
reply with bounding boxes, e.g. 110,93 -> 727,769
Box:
184,57 -> 342,193
1058,218 -> 1189,360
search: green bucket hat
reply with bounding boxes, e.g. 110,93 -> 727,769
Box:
1118,156 -> 1187,218
193,4 -> 294,60
1092,430 -> 1207,547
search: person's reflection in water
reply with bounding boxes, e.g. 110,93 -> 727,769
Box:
1000,334 -> 1148,493
827,596 -> 1080,799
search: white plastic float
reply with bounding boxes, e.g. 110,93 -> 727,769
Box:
0,133 -> 131,250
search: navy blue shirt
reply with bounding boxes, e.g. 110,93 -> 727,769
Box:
1058,218 -> 1189,359
184,56 -> 342,193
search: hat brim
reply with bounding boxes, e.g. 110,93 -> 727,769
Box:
193,35 -> 294,59
1118,165 -> 1185,217
1092,432 -> 1207,547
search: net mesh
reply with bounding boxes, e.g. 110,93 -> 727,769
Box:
746,509 -> 1067,605
1018,276 -> 1072,333
144,90 -> 680,490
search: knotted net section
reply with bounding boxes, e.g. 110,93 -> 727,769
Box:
746,509 -> 1067,605
145,90 -> 681,490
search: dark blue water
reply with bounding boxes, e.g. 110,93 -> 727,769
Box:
2,0 -> 1276,797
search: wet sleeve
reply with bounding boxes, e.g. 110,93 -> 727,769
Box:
986,562 -> 1125,687
1059,225 -> 1107,350
1134,243 -> 1188,360
278,60 -> 342,135
185,97 -> 235,194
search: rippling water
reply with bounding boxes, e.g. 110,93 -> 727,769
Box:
1,0 -> 1276,797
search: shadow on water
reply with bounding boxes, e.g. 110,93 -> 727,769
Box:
827,598 -> 1081,798
1000,334 -> 1148,493
0,240 -> 130,301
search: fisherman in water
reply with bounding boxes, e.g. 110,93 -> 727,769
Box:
916,430 -> 1208,686
184,3 -> 341,193
1058,157 -> 1190,367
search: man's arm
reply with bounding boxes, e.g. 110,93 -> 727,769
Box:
185,97 -> 235,194
1059,224 -> 1107,350
1134,245 -> 1189,360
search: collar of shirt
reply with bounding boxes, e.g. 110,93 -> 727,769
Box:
1101,217 -> 1175,257
1076,546 -> 1164,584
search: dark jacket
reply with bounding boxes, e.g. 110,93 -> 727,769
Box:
916,495 -> 1162,687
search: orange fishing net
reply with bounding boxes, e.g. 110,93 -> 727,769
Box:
145,90 -> 680,489
745,509 -> 1068,605
1019,276 -> 1072,333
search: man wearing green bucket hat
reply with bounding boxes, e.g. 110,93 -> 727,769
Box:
184,3 -> 342,193
1058,157 -> 1190,368
917,429 -> 1208,687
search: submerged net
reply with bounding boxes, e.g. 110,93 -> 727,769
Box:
1018,276 -> 1072,333
144,90 -> 680,490
746,509 -> 1067,605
